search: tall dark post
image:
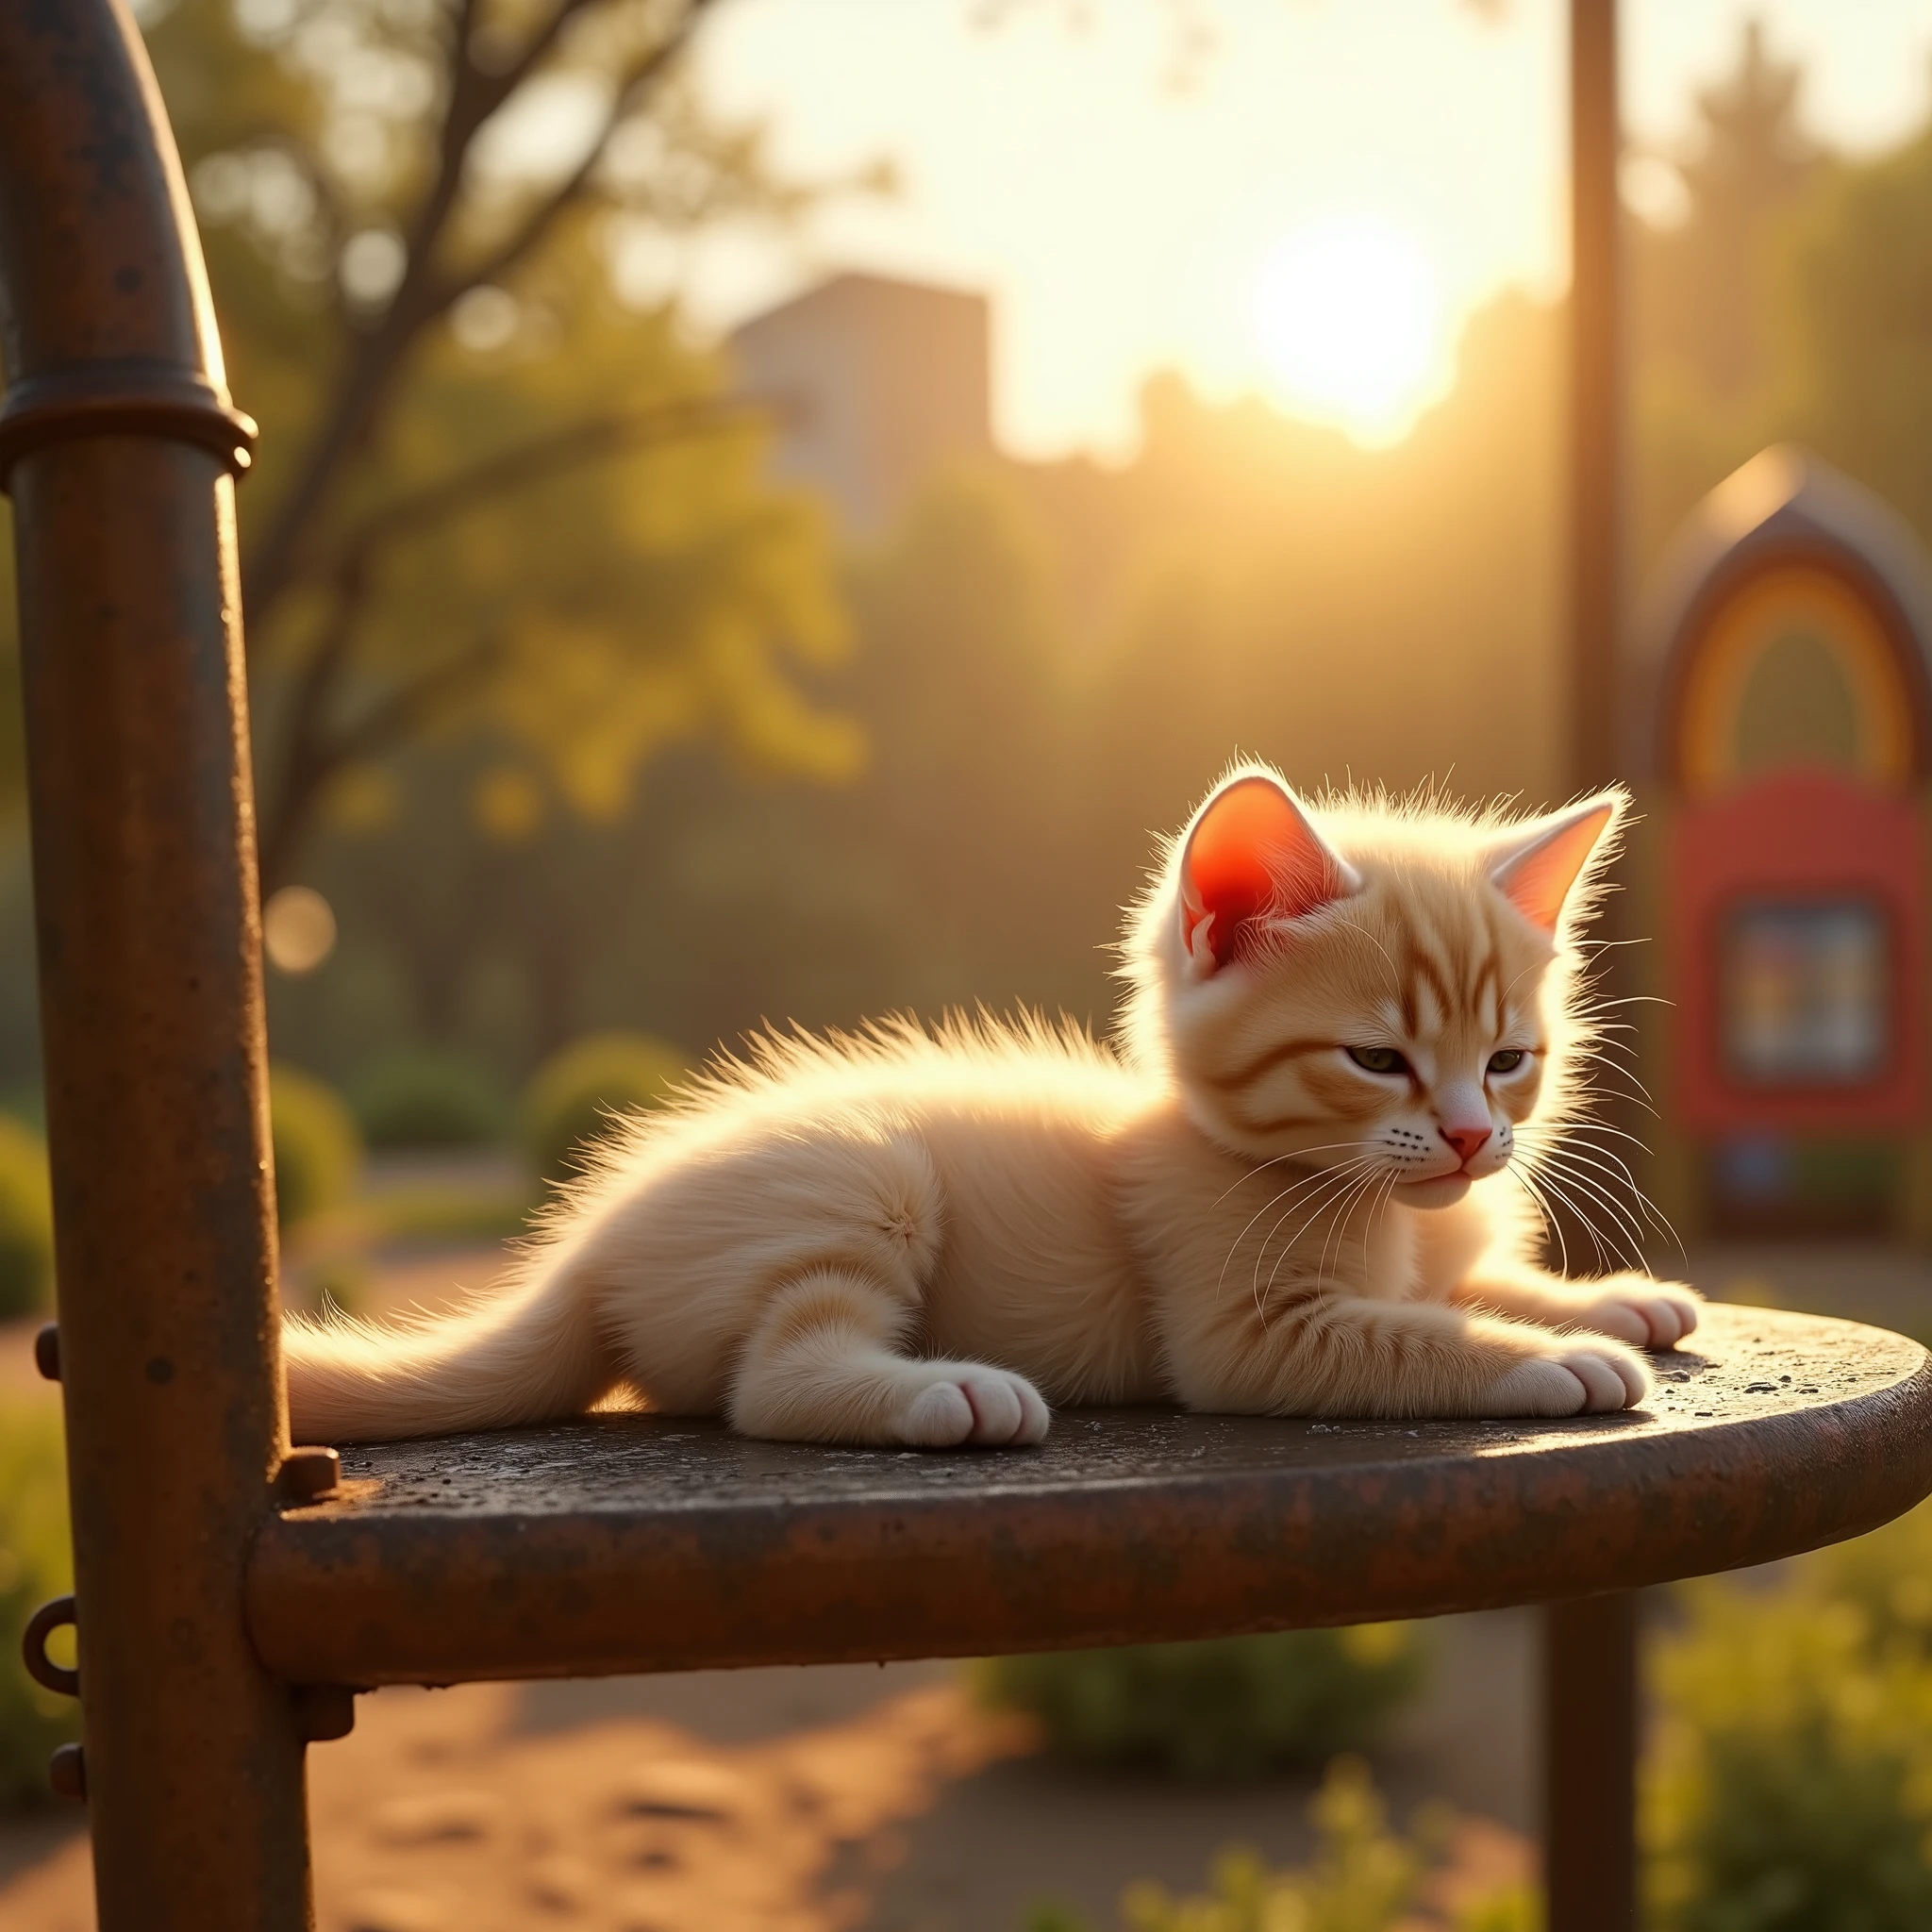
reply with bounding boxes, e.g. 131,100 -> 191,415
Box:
1569,0 -> 1623,789
1545,6 -> 1640,1932
0,2 -> 313,1924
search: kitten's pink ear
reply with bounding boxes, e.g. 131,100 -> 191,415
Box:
1179,775 -> 1357,975
1487,794 -> 1622,937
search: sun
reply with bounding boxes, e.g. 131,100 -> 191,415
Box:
1251,216 -> 1446,444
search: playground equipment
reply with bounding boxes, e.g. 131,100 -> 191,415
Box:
5,6 -> 1932,1930
1637,447 -> 1932,1241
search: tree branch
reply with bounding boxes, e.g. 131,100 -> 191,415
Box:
254,390 -> 766,885
242,0 -> 707,632
340,393 -> 763,565
433,0 -> 720,306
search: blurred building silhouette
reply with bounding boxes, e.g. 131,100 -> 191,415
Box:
728,272 -> 993,532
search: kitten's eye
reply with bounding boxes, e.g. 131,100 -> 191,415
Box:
1488,1050 -> 1526,1074
1346,1046 -> 1410,1076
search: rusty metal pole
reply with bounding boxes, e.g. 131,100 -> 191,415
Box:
1569,0 -> 1624,791
1545,5 -> 1640,1932
1545,1591 -> 1640,1931
0,3 -> 313,1925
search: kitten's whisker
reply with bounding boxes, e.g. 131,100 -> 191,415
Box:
1216,1147 -> 1379,1302
1255,1158 -> 1383,1316
1532,1139 -> 1680,1249
1254,1158 -> 1379,1296
1312,1168 -> 1376,1290
1357,1168 -> 1402,1280
1221,1156 -> 1379,1312
1209,1140 -> 1380,1211
1525,1151 -> 1661,1267
1287,1162 -> 1384,1304
1521,1159 -> 1645,1272
1510,1165 -> 1571,1278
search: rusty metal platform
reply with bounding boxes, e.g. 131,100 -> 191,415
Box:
247,1302 -> 1932,1688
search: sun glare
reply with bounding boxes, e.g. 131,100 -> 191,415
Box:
1251,216 -> 1447,445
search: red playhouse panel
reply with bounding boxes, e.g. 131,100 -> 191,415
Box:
1671,769 -> 1924,1134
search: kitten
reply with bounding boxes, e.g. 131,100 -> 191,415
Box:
286,767 -> 1697,1449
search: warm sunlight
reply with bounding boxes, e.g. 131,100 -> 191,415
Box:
1251,216 -> 1448,445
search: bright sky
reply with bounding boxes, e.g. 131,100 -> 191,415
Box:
654,0 -> 1932,459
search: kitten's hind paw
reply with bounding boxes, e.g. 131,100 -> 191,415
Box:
900,1366 -> 1051,1448
1566,1277 -> 1703,1350
1486,1343 -> 1650,1417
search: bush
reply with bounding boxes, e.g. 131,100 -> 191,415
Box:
1025,1757 -> 1538,1932
0,1118 -> 53,1320
1645,1499 -> 1932,1932
270,1063 -> 362,1228
349,1047 -> 508,1150
975,1624 -> 1427,1781
521,1032 -> 684,1187
0,1403 -> 75,1809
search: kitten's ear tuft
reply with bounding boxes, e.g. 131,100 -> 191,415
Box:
1179,774 -> 1357,975
1488,794 -> 1622,937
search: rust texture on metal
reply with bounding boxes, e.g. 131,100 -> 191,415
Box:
0,363 -> 258,484
1569,0 -> 1623,790
1555,13 -> 1636,1920
277,1444 -> 342,1504
49,1743 -> 88,1804
290,1684 -> 358,1744
248,1304 -> 1932,1689
0,2 -> 312,1924
22,1594 -> 79,1699
1545,1591 -> 1640,1932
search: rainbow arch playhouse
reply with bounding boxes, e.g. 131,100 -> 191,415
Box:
1632,446 -> 1932,1242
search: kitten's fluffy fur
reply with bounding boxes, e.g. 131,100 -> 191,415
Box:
286,766 -> 1698,1449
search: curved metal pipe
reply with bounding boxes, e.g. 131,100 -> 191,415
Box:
0,4 -> 308,1924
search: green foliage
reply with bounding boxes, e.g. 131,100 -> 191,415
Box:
133,0 -> 859,887
1026,1757 -> 1538,1932
1645,1500 -> 1932,1932
976,1625 -> 1426,1782
0,1116 -> 53,1320
270,1062 -> 362,1226
370,1185 -> 532,1247
0,1403 -> 75,1810
349,1046 -> 508,1150
522,1031 -> 685,1186
1632,22 -> 1932,568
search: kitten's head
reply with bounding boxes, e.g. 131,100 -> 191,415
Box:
1122,765 -> 1624,1207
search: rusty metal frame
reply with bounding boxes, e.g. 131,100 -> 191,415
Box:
1552,7 -> 1638,1927
0,2 -> 310,1924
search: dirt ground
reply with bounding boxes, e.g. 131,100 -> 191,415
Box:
0,1630 -> 1534,1932
2,1237 -> 1926,1928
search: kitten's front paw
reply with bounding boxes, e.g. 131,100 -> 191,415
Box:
1565,1276 -> 1703,1350
1485,1342 -> 1650,1417
899,1365 -> 1050,1448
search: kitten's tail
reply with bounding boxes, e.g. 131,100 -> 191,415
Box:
283,1258 -> 617,1444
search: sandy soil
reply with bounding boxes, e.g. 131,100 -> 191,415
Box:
0,1653 -> 1532,1932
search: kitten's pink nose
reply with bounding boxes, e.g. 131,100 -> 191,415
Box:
1440,1124 -> 1491,1166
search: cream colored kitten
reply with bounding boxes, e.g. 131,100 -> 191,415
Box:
286,767 -> 1698,1449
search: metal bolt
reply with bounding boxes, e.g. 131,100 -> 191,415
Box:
290,1684 -> 357,1743
275,1445 -> 341,1505
22,1594 -> 78,1698
33,1323 -> 58,1381
48,1743 -> 85,1801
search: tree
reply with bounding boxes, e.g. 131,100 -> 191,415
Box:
1630,18 -> 1821,402
1775,125 -> 1932,547
136,0 -> 863,884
